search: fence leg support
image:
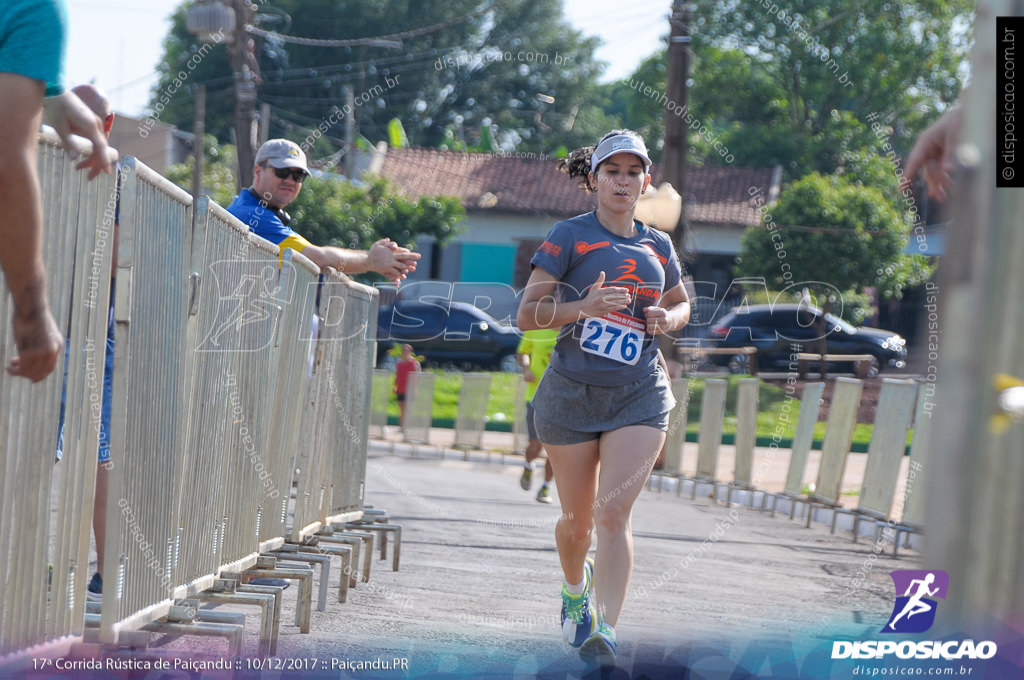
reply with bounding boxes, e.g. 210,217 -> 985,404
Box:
318,533 -> 367,587
198,589 -> 277,656
235,566 -> 314,633
345,522 -> 402,572
238,584 -> 284,653
270,552 -> 332,612
331,529 -> 374,583
141,621 -> 244,657
293,542 -> 353,603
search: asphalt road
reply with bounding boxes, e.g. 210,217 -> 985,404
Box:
252,445 -> 919,679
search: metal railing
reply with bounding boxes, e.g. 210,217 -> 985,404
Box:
0,130 -> 117,657
0,139 -> 380,657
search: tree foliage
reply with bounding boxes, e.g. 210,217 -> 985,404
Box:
692,0 -> 971,171
735,173 -> 933,320
150,0 -> 610,159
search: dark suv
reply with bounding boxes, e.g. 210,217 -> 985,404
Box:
708,303 -> 907,376
377,300 -> 522,372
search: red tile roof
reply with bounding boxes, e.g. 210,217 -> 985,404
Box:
377,147 -> 777,227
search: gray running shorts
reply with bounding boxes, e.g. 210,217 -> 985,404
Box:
531,365 -> 675,445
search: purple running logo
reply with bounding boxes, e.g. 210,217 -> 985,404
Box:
881,570 -> 949,634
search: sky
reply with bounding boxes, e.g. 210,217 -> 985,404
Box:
65,0 -> 673,117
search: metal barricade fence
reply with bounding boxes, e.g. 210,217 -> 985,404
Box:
173,195 -> 247,585
290,275 -> 378,539
291,276 -> 342,541
453,373 -> 491,451
259,250 -> 319,545
662,378 -> 690,475
210,235 -> 283,574
369,370 -> 391,439
99,157 -> 194,643
1,148 -> 384,656
49,134 -> 117,647
325,280 -> 377,523
402,372 -> 435,444
0,132 -> 115,657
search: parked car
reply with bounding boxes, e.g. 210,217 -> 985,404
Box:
707,303 -> 907,376
376,300 -> 522,372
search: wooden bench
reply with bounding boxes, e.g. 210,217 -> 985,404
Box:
796,352 -> 876,379
676,346 -> 759,375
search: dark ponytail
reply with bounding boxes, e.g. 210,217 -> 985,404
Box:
556,145 -> 597,192
556,129 -> 646,193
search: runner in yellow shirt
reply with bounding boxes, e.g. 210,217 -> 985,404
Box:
516,328 -> 559,503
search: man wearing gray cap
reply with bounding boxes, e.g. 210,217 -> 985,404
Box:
227,138 -> 419,282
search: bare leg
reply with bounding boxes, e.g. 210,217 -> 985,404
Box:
525,438 -> 544,465
545,440 -> 600,585
592,425 -> 664,626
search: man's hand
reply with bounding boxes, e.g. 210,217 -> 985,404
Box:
367,238 -> 421,283
43,91 -> 113,180
902,104 -> 963,202
7,295 -> 63,382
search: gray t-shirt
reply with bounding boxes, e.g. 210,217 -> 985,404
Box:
529,212 -> 682,386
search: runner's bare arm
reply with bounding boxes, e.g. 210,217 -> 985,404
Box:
643,282 -> 690,335
517,268 -> 630,330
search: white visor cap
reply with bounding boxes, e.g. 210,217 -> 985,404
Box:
590,134 -> 652,173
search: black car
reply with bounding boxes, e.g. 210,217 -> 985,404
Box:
707,303 -> 907,376
376,300 -> 522,372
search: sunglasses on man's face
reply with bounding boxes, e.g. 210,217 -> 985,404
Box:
271,166 -> 308,182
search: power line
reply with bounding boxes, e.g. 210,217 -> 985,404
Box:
246,0 -> 505,48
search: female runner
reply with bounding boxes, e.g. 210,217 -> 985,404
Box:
517,129 -> 691,665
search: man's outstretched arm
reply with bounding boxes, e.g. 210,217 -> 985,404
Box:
0,73 -> 63,381
301,238 -> 421,283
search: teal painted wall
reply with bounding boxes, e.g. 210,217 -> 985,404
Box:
459,243 -> 517,284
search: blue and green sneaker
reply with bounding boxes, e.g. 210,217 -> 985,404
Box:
579,620 -> 617,666
560,557 -> 596,647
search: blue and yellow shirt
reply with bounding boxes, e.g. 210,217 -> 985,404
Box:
226,189 -> 313,255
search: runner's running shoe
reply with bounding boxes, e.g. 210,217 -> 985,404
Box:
579,620 -> 617,666
520,465 -> 533,491
561,557 -> 596,647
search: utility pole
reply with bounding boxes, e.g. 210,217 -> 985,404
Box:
343,85 -> 355,178
192,84 -> 206,201
230,0 -> 257,188
663,1 -> 692,254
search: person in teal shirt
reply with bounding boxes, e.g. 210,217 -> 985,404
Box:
1,0 -> 111,382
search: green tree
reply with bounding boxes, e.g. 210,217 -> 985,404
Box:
735,172 -> 933,322
150,0 -> 608,158
693,0 -> 971,169
286,174 -> 464,253
609,2 -> 969,173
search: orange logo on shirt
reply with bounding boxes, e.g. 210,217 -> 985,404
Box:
539,240 -> 561,256
642,242 -> 668,265
575,240 -> 610,255
611,258 -> 645,284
